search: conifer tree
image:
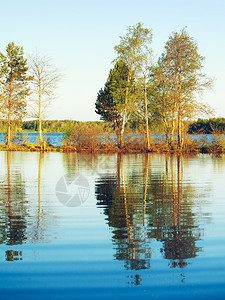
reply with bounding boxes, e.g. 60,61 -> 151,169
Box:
95,60 -> 130,147
0,42 -> 32,147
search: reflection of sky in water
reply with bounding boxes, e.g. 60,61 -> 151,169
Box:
0,132 -> 64,146
0,152 -> 224,299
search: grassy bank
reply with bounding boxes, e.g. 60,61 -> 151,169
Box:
1,118 -> 225,155
1,133 -> 225,154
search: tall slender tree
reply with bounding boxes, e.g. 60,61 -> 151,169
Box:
114,22 -> 153,147
136,50 -> 153,151
0,42 -> 32,147
155,29 -> 213,148
151,64 -> 177,144
28,54 -> 61,146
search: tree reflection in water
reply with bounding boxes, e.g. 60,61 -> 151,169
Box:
0,152 -> 27,261
158,156 -> 202,268
96,154 -> 209,282
0,152 -> 56,261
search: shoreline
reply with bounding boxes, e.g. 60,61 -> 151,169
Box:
0,143 -> 224,155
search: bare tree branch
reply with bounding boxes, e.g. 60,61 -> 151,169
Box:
28,53 -> 62,144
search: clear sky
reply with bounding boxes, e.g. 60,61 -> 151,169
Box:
0,0 -> 224,121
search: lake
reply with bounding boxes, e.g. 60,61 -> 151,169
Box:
0,132 -> 64,146
0,132 -> 217,146
0,152 -> 225,299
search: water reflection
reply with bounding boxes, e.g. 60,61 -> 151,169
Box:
149,155 -> 203,268
0,152 -> 212,269
31,151 -> 44,242
0,151 -> 224,298
5,250 -> 23,261
96,154 -> 209,277
0,152 -> 27,261
0,152 -> 57,261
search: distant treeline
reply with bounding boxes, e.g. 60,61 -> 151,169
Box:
0,119 -> 151,133
22,120 -> 108,133
0,120 -> 114,133
1,118 -> 225,134
188,118 -> 225,134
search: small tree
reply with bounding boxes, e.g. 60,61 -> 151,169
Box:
29,54 -> 60,145
0,42 -> 31,147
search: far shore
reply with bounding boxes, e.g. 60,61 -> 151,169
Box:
1,140 -> 225,155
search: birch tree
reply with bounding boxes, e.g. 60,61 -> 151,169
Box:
114,22 -> 153,147
155,29 -> 213,148
136,49 -> 153,151
29,54 -> 60,145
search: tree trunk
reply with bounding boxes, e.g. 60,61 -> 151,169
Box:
177,71 -> 182,149
117,131 -> 122,148
117,111 -> 126,148
116,112 -> 122,148
170,116 -> 175,147
177,104 -> 182,149
144,76 -> 150,151
120,120 -> 125,148
119,68 -> 131,149
163,117 -> 169,145
6,80 -> 12,147
39,118 -> 43,144
7,117 -> 11,147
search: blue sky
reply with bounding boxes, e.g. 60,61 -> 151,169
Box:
0,0 -> 225,121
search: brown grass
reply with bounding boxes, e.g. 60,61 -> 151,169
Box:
1,132 -> 225,154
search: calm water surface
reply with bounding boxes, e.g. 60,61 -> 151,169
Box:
0,132 -> 64,146
0,132 -> 217,146
0,152 -> 225,299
